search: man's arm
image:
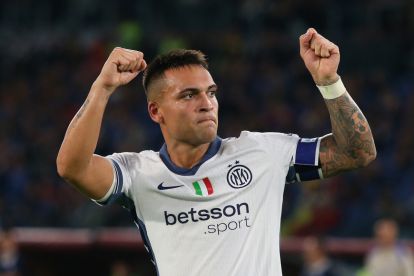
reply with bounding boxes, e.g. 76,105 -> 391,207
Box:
56,47 -> 146,199
319,93 -> 376,177
299,28 -> 376,178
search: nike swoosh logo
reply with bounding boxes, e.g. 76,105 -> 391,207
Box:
157,182 -> 184,190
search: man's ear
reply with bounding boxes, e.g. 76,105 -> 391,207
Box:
148,101 -> 163,124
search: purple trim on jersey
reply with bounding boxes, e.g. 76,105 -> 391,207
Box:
99,160 -> 124,205
126,197 -> 159,276
295,138 -> 319,166
159,137 -> 222,176
136,217 -> 159,276
113,161 -> 123,194
97,161 -> 159,273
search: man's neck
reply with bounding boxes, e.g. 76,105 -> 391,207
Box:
166,141 -> 211,169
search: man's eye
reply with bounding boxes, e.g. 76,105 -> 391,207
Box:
208,90 -> 217,97
183,93 -> 194,99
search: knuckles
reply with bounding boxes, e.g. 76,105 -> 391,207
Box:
111,47 -> 144,60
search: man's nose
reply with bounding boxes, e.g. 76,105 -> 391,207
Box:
198,92 -> 214,112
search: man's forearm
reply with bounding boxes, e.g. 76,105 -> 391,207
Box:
319,92 -> 376,177
57,84 -> 110,179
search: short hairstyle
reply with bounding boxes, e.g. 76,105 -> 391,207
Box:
142,49 -> 209,98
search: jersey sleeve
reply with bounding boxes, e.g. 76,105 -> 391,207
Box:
245,131 -> 322,183
287,137 -> 323,183
245,131 -> 300,167
92,152 -> 134,209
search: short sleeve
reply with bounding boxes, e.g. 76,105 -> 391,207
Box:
289,137 -> 323,183
92,152 -> 134,207
242,131 -> 300,167
244,131 -> 322,183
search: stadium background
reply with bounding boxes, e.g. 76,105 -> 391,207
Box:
1,0 -> 413,275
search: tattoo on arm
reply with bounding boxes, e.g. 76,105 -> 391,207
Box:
76,99 -> 90,120
319,93 -> 376,177
66,99 -> 90,134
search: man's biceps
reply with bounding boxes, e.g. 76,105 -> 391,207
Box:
319,135 -> 342,176
319,140 -> 355,177
83,155 -> 115,199
318,134 -> 335,158
91,154 -> 114,182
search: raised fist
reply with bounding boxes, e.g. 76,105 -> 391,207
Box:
299,28 -> 340,86
94,47 -> 147,94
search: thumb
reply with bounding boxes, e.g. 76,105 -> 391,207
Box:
120,70 -> 140,85
299,28 -> 317,56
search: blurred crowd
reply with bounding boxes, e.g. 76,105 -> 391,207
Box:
1,0 -> 414,239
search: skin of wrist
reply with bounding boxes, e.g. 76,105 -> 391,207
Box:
89,84 -> 113,104
91,79 -> 116,99
313,74 -> 340,86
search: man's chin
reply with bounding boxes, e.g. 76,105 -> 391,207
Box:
195,128 -> 217,145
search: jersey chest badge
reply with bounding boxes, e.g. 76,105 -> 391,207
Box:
226,160 -> 253,189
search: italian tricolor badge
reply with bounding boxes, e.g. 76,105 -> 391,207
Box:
192,177 -> 214,196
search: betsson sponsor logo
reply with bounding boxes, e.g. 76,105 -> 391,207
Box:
164,202 -> 252,235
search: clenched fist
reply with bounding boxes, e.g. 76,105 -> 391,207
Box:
299,28 -> 340,86
94,47 -> 147,94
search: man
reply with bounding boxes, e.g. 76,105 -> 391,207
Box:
301,236 -> 347,276
57,28 -> 376,275
365,219 -> 414,276
0,229 -> 20,276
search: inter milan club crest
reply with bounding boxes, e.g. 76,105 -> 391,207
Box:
226,160 -> 253,189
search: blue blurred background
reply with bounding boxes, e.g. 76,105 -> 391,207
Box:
1,0 -> 413,274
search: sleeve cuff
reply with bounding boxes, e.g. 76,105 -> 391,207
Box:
92,159 -> 118,206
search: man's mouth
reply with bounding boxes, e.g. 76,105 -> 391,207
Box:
197,116 -> 216,124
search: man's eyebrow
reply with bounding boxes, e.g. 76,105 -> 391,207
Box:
178,84 -> 218,94
178,87 -> 201,95
208,84 -> 218,90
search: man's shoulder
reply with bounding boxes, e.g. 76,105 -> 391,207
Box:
218,131 -> 299,161
222,131 -> 299,145
106,150 -> 161,165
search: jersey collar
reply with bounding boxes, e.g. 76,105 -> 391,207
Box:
159,137 -> 222,176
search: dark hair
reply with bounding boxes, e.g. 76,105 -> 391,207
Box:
142,49 -> 208,97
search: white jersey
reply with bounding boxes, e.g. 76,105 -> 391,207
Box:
96,131 -> 320,276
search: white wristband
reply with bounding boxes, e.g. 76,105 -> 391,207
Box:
316,78 -> 347,99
